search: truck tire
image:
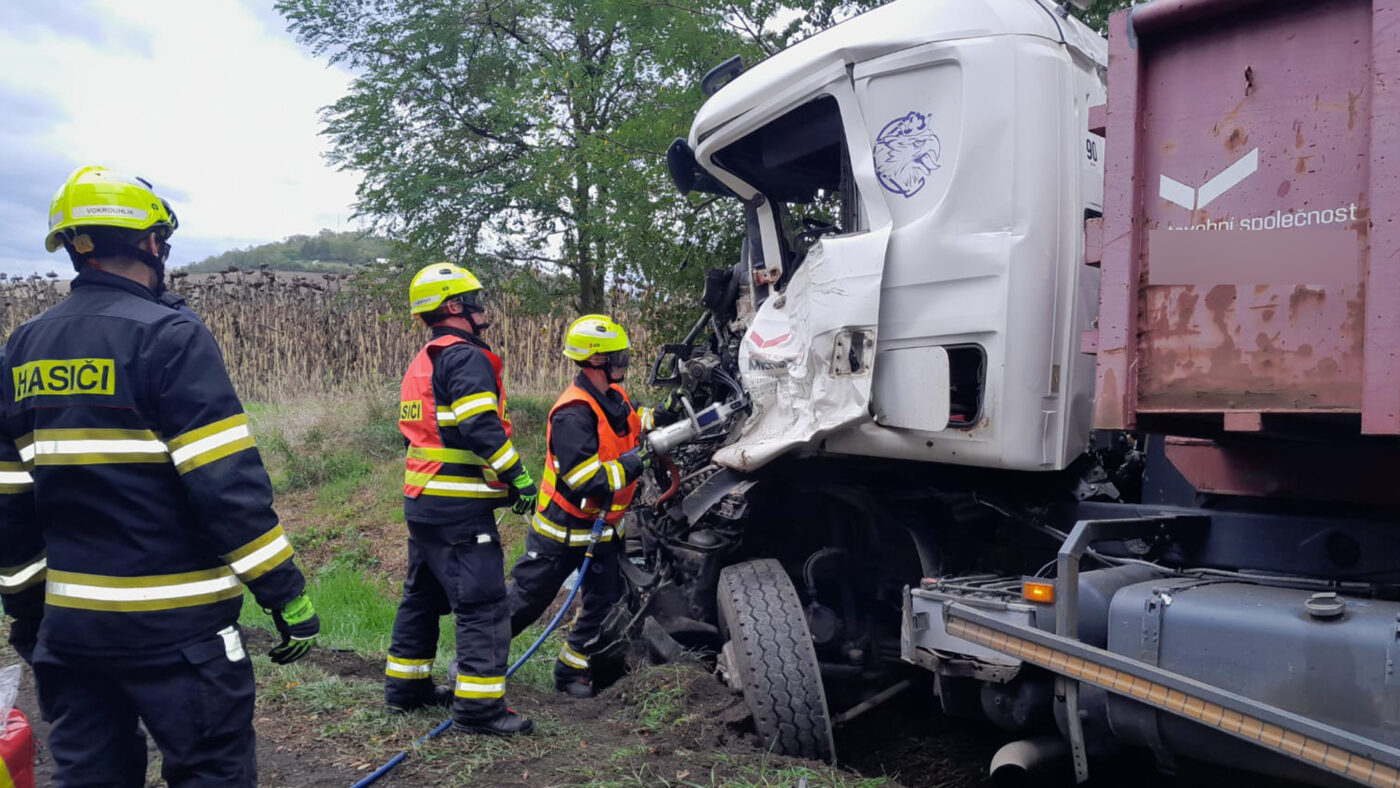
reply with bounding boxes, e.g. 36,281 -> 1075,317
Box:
717,558 -> 836,762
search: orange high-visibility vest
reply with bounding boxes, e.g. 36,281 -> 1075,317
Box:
399,333 -> 512,498
539,382 -> 641,525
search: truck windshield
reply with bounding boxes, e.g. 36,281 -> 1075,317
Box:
713,95 -> 863,283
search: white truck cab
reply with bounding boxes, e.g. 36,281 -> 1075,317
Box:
670,0 -> 1107,472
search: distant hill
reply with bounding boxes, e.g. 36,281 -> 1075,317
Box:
180,230 -> 391,273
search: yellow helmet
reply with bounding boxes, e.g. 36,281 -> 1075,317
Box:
45,166 -> 178,253
408,262 -> 484,315
563,314 -> 630,363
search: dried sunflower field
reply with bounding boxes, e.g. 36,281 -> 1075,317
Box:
1,269 -> 649,402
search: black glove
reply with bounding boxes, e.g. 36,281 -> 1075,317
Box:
622,444 -> 652,471
7,617 -> 39,665
268,594 -> 319,665
510,469 -> 539,515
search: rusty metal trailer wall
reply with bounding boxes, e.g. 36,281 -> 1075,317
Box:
1092,0 -> 1400,437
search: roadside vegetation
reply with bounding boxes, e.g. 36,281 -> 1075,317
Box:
1,272 -> 650,402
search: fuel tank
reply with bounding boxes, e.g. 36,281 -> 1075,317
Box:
1104,579 -> 1400,785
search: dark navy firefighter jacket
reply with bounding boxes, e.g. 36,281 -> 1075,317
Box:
0,269 -> 307,657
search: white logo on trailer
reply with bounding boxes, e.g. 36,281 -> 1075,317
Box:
1159,148 -> 1258,210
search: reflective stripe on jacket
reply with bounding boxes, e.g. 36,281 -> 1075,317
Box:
0,269 -> 306,656
537,382 -> 641,541
399,330 -> 521,522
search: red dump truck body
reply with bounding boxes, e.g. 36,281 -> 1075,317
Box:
1093,0 -> 1400,439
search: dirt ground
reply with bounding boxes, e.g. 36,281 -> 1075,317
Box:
5,624 -> 921,787
3,623 -> 1315,788
245,626 -> 915,788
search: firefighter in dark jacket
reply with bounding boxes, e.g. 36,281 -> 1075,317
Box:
0,166 -> 319,787
385,262 -> 538,735
506,314 -> 654,698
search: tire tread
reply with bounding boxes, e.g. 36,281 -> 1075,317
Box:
718,558 -> 836,762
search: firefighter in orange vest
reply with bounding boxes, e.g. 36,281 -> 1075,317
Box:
506,314 -> 654,698
385,263 -> 536,736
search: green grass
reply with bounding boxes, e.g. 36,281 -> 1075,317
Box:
246,633 -> 591,787
240,563 -> 572,695
240,388 -> 570,689
240,566 -> 453,661
256,655 -> 380,711
609,743 -> 652,762
620,663 -> 692,730
716,755 -> 892,788
504,392 -> 551,481
250,389 -> 551,496
248,392 -> 401,493
262,425 -> 378,494
505,623 -> 557,691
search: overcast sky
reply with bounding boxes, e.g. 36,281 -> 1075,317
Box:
0,0 -> 361,277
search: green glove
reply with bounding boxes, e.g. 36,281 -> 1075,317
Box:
268,593 -> 319,664
510,468 -> 539,515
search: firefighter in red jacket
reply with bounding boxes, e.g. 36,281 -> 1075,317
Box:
385,263 -> 537,735
506,314 -> 653,698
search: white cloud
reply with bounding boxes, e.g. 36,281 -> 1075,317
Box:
0,0 -> 361,276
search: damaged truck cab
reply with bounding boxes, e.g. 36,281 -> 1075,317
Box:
622,0 -> 1400,785
669,0 -> 1106,473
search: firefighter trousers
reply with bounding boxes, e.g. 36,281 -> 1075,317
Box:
33,626 -> 256,788
505,529 -> 623,682
385,514 -> 510,723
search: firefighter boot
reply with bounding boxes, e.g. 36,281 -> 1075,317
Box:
386,685 -> 453,715
555,641 -> 595,698
555,677 -> 595,699
451,708 -> 535,736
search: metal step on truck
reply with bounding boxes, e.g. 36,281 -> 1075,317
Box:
606,0 -> 1400,784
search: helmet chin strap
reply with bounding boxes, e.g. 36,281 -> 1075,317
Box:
467,309 -> 490,333
130,246 -> 167,294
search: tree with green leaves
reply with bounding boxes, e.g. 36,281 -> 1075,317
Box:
278,0 -> 1125,326
1075,0 -> 1134,33
277,0 -> 873,324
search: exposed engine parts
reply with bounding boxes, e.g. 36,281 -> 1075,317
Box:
626,0 -> 1400,782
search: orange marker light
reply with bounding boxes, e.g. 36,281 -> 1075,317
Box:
1022,579 -> 1055,604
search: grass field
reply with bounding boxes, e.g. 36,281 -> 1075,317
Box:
239,388 -> 556,680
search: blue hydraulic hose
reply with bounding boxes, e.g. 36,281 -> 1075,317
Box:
349,517 -> 607,788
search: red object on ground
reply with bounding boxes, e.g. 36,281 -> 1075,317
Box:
0,707 -> 35,788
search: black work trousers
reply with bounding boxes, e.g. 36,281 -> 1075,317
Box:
506,528 -> 623,681
386,513 -> 510,723
34,626 -> 256,788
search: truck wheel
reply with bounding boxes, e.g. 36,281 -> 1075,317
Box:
717,558 -> 836,762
